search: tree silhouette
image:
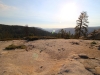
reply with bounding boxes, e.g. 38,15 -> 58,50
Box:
24,25 -> 29,37
75,11 -> 89,38
57,29 -> 72,39
91,29 -> 97,40
57,29 -> 65,38
60,29 -> 65,38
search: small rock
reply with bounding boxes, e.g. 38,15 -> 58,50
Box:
40,66 -> 43,68
78,54 -> 89,59
58,49 -> 60,51
62,48 -> 65,51
58,72 -> 62,74
64,69 -> 70,73
95,67 -> 100,74
40,50 -> 43,53
70,54 -> 79,59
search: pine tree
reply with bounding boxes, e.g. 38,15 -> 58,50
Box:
24,25 -> 29,37
75,11 -> 89,38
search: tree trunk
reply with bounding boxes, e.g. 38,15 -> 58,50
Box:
79,19 -> 82,38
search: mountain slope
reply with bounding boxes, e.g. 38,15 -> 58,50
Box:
0,24 -> 51,39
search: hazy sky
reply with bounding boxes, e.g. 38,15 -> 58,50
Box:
0,0 -> 100,28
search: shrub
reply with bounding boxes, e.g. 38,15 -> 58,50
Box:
91,41 -> 97,44
0,38 -> 22,41
5,44 -> 16,50
24,36 -> 39,41
16,45 -> 26,49
24,36 -> 57,41
41,36 -> 57,39
5,44 -> 26,50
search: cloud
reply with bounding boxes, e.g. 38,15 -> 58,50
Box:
0,1 -> 19,18
0,2 -> 18,11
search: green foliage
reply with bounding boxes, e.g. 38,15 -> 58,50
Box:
91,30 -> 97,40
24,36 -> 57,41
16,45 -> 26,49
57,29 -> 73,39
5,44 -> 16,50
5,44 -> 26,50
41,36 -> 57,39
0,38 -> 22,41
75,11 -> 89,38
91,41 -> 97,44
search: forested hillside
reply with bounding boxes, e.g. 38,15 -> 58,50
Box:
0,24 -> 51,40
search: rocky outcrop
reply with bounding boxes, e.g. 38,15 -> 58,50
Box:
0,39 -> 100,75
71,53 -> 100,75
95,67 -> 100,74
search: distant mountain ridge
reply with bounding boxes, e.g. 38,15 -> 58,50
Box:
43,27 -> 100,34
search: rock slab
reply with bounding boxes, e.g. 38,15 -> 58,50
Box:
95,67 -> 100,74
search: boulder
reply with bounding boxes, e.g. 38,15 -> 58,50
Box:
95,67 -> 100,74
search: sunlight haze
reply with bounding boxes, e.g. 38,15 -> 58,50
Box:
0,0 -> 100,28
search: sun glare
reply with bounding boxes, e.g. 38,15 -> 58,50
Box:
59,2 -> 78,22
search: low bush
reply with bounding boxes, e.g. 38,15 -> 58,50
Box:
91,41 -> 97,44
24,36 -> 39,41
5,44 -> 26,50
0,38 -> 22,41
5,44 -> 16,50
24,36 -> 58,41
41,36 -> 57,39
16,45 -> 26,49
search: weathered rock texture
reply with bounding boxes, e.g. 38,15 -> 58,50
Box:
0,39 -> 100,75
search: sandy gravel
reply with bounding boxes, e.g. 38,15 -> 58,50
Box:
0,39 -> 100,75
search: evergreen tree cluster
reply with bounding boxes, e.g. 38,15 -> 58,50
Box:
57,29 -> 74,39
0,24 -> 51,40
